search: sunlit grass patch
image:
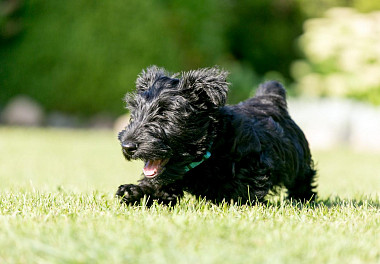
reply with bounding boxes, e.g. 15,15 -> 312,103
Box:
0,127 -> 379,263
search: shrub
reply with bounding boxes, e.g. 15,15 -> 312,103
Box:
292,8 -> 380,105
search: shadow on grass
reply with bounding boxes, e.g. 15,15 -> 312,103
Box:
263,195 -> 380,209
314,196 -> 380,208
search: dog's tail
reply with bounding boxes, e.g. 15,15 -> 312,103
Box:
255,81 -> 286,101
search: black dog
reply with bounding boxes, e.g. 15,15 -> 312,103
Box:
116,66 -> 316,205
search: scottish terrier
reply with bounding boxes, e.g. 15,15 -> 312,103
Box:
116,66 -> 317,205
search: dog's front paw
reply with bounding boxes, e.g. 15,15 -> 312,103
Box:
116,184 -> 144,205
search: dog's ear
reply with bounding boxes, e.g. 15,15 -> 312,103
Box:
231,118 -> 261,160
179,67 -> 229,107
135,66 -> 168,92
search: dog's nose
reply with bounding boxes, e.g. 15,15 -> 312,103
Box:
122,142 -> 138,155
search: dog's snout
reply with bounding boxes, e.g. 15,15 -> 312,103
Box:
122,142 -> 138,155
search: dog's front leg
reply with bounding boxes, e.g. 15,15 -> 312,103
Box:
116,178 -> 184,206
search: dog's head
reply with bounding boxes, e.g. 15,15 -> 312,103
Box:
118,66 -> 228,180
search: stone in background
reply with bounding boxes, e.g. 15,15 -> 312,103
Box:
1,95 -> 44,126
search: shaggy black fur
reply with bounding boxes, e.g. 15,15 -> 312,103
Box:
116,66 -> 317,206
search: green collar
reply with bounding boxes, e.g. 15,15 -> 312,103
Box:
184,143 -> 213,173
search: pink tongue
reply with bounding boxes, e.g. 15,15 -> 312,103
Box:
143,160 -> 162,177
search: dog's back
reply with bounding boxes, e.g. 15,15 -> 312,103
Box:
231,81 -> 288,122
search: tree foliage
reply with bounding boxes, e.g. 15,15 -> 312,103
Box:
0,0 -> 305,115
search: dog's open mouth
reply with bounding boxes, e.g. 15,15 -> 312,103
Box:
143,159 -> 169,178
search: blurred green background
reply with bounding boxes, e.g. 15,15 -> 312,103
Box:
1,0 -> 380,117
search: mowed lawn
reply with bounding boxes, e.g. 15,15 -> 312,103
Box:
0,127 -> 379,264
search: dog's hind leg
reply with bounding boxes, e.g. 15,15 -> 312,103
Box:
286,168 -> 317,202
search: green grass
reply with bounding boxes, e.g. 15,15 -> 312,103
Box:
0,127 -> 379,264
